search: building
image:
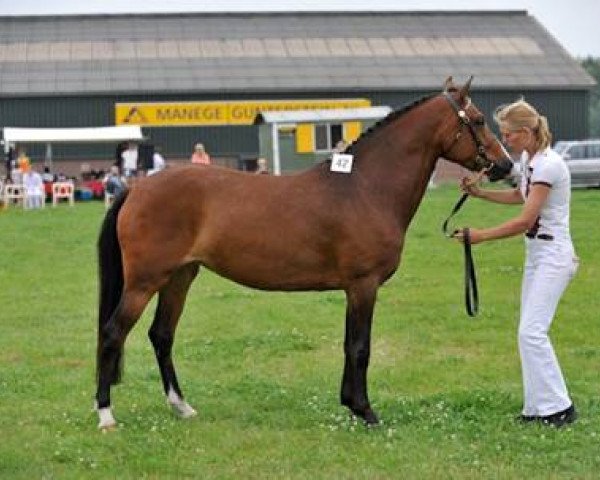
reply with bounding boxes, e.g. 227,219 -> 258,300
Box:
0,11 -> 595,175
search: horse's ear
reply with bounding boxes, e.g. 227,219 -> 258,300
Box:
443,76 -> 454,92
459,76 -> 473,98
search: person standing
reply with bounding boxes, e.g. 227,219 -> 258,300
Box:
121,142 -> 139,178
190,143 -> 211,165
454,98 -> 578,427
333,139 -> 348,153
17,148 -> 31,173
102,165 -> 127,197
147,146 -> 166,176
22,167 -> 45,208
255,157 -> 269,174
114,141 -> 127,173
4,143 -> 16,182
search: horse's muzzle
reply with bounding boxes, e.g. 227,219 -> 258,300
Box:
486,157 -> 513,182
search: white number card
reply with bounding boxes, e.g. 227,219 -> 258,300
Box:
330,153 -> 354,173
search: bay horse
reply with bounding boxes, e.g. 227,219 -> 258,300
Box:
95,77 -> 513,429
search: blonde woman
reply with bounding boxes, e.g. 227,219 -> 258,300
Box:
455,99 -> 578,427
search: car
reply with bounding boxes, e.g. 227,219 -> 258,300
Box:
554,139 -> 600,188
506,139 -> 600,189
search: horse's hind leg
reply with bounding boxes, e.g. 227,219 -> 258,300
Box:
148,263 -> 199,419
96,288 -> 152,429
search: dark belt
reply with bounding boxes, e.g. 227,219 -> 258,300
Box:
525,233 -> 554,241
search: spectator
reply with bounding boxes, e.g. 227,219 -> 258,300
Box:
333,139 -> 349,153
4,142 -> 16,182
17,148 -> 31,174
255,157 -> 269,174
121,142 -> 139,177
102,165 -> 127,197
190,143 -> 211,165
148,146 -> 166,176
41,166 -> 55,183
22,167 -> 45,209
115,141 -> 128,172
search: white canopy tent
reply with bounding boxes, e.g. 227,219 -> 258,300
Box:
2,125 -> 144,167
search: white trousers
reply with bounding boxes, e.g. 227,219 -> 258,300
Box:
519,258 -> 577,416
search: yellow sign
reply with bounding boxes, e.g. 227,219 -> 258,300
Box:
115,98 -> 371,127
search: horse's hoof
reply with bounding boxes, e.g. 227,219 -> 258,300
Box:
99,423 -> 118,433
97,407 -> 117,430
363,408 -> 380,426
347,405 -> 380,426
170,401 -> 197,419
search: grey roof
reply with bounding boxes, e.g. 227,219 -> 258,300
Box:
0,11 -> 594,97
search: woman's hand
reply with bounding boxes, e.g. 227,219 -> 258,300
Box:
452,228 -> 485,245
459,176 -> 482,197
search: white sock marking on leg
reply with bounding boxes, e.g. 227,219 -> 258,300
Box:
167,387 -> 197,418
97,407 -> 117,429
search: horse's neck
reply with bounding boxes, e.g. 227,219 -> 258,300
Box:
355,107 -> 444,229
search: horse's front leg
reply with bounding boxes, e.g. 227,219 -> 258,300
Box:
340,280 -> 379,425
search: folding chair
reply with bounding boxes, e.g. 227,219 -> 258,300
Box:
3,183 -> 26,209
52,181 -> 75,207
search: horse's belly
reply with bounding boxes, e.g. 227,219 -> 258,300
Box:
200,246 -> 340,291
208,263 -> 340,291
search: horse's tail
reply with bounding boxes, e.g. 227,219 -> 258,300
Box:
97,191 -> 129,385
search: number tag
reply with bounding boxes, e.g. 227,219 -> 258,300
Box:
330,153 -> 354,173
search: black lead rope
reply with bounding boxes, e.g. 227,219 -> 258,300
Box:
442,193 -> 479,317
461,228 -> 479,317
441,193 -> 469,238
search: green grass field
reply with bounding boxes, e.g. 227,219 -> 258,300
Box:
1,186 -> 599,479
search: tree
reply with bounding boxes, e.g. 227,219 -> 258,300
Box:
581,57 -> 600,137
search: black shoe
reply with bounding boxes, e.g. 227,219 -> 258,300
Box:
516,413 -> 538,423
540,404 -> 577,428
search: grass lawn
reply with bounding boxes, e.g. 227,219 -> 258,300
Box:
0,185 -> 599,479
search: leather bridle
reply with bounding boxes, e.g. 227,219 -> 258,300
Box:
442,91 -> 492,171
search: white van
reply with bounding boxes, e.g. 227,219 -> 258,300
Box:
507,139 -> 600,188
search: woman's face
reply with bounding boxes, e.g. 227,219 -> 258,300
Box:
500,124 -> 533,155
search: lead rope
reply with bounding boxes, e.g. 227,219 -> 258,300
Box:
442,193 -> 479,317
462,227 -> 479,317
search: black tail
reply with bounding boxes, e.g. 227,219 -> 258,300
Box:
97,191 -> 129,384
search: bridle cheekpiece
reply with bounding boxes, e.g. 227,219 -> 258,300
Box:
442,91 -> 491,171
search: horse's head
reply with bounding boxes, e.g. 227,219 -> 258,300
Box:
439,77 -> 513,182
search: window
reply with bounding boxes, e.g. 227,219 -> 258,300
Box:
566,144 -> 585,160
587,143 -> 600,158
314,123 -> 344,151
315,124 -> 328,151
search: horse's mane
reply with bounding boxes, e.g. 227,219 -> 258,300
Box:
342,92 -> 438,155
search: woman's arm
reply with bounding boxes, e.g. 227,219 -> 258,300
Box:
455,183 -> 550,245
460,176 -> 524,205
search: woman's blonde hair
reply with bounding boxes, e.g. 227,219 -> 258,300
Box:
493,98 -> 552,151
